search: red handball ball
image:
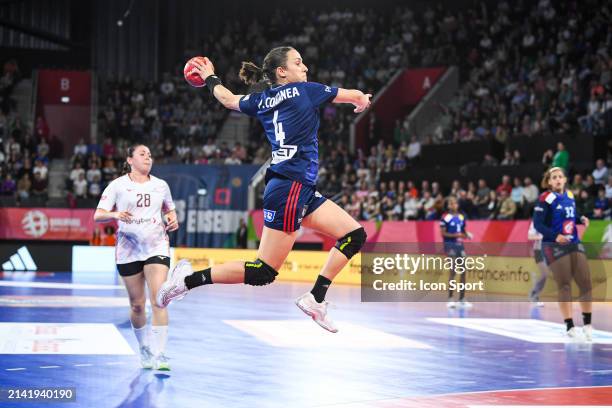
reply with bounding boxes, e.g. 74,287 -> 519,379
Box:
183,56 -> 206,87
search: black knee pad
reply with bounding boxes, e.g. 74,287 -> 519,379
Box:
244,259 -> 278,286
335,227 -> 367,260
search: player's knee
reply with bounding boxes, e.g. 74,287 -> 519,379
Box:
335,227 -> 367,259
130,301 -> 146,315
244,259 -> 279,286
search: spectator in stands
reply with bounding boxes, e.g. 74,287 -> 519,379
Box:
483,190 -> 499,219
74,137 -> 87,157
522,176 -> 539,217
403,193 -> 419,220
16,173 -> 30,200
593,189 -> 609,220
497,190 -> 517,220
31,172 -> 48,200
606,175 -> 612,200
202,137 -> 217,159
224,151 -> 242,165
32,159 -> 48,180
583,174 -> 598,197
592,159 -> 609,185
407,137 -> 421,162
552,142 -> 569,171
102,137 -> 116,159
510,177 -> 524,214
0,173 -> 15,195
73,172 -> 88,198
69,162 -> 85,185
500,150 -> 515,166
89,174 -> 102,199
496,175 -> 512,196
103,225 -> 116,246
88,151 -> 102,169
86,162 -> 102,184
102,159 -> 118,185
233,142 -> 247,161
542,149 -> 554,167
576,189 -> 594,218
482,153 -> 498,166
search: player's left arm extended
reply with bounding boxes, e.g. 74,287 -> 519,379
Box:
333,89 -> 372,113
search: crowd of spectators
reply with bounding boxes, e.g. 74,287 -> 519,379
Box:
331,145 -> 612,221
5,1 -> 612,221
399,0 -> 612,145
0,59 -> 59,204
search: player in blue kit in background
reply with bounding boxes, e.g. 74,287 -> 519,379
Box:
440,197 -> 473,309
533,167 -> 593,340
157,47 -> 371,333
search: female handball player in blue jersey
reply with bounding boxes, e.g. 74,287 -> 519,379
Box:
157,47 -> 371,332
533,167 -> 593,340
440,196 -> 473,309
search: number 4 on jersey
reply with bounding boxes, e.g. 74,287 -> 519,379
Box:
271,110 -> 297,164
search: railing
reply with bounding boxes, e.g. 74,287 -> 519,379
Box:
405,66 -> 458,139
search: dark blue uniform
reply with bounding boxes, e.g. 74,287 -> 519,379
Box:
533,190 -> 584,264
440,212 -> 467,257
239,82 -> 338,232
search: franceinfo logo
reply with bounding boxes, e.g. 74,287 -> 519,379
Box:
360,242 -> 612,303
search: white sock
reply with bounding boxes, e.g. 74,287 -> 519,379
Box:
151,325 -> 168,355
132,323 -> 150,349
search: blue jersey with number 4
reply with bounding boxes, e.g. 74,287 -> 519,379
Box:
533,190 -> 581,243
238,82 -> 338,185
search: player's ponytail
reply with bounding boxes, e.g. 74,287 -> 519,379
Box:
239,61 -> 264,85
121,144 -> 142,175
239,46 -> 294,86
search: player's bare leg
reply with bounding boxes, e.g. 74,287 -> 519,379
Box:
157,227 -> 297,307
123,272 -> 154,368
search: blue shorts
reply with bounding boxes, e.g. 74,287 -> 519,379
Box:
262,173 -> 327,232
444,242 -> 466,257
542,242 -> 585,265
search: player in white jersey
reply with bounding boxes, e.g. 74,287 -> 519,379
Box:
528,220 -> 549,307
94,144 -> 178,370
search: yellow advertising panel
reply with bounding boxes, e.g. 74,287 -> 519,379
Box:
173,248 -> 611,299
173,248 -> 362,285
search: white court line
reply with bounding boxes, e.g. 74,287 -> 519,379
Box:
73,364 -> 93,367
584,369 -> 612,374
0,281 -> 125,290
39,365 -> 60,369
5,368 -> 26,371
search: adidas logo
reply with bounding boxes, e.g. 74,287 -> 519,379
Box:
2,246 -> 38,271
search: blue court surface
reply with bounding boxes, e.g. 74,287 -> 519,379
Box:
1,271 -> 612,408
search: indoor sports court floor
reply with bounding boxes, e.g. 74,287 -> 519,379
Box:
1,271 -> 612,408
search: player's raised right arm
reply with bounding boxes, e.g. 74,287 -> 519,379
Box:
190,57 -> 243,111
